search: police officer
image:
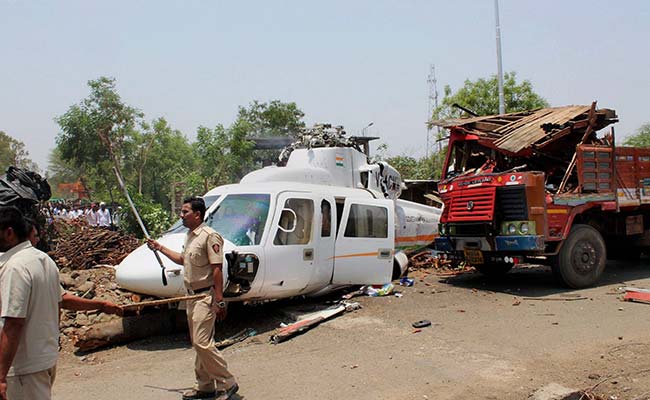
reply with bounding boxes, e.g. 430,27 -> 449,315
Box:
148,197 -> 238,400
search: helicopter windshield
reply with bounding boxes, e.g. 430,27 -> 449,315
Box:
165,195 -> 221,234
207,193 -> 271,246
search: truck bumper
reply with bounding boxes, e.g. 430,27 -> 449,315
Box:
435,235 -> 544,252
494,235 -> 545,251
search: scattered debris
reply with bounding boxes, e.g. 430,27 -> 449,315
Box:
513,297 -> 522,306
215,328 -> 257,349
361,283 -> 394,297
623,290 -> 650,304
270,301 -> 360,344
408,250 -> 472,274
399,277 -> 415,286
412,320 -> 432,328
523,297 -> 588,302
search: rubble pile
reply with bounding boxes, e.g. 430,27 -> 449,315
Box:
49,219 -> 140,270
58,267 -> 161,351
47,222 -> 162,351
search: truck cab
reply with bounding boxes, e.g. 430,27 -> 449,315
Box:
432,104 -> 650,288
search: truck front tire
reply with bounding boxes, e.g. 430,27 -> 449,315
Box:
556,224 -> 606,288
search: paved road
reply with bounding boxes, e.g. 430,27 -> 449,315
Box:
54,259 -> 650,399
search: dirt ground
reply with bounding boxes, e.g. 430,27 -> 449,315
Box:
54,258 -> 650,400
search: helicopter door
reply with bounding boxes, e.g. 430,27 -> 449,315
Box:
303,196 -> 336,292
332,198 -> 395,285
263,193 -> 318,297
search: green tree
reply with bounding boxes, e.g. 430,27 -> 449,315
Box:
623,123 -> 650,147
237,100 -> 305,138
432,71 -> 549,120
0,131 -> 38,172
194,121 -> 255,191
375,143 -> 441,180
235,100 -> 306,166
137,118 -> 200,206
55,77 -> 144,199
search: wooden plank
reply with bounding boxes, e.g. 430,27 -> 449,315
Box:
122,294 -> 208,310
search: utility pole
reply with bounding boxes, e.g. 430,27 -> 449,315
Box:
427,65 -> 441,178
495,0 -> 505,114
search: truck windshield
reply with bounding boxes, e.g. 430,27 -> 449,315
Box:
445,140 -> 496,179
207,193 -> 271,246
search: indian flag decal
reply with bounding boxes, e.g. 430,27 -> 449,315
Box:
335,155 -> 344,167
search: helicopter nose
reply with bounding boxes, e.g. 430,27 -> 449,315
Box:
115,235 -> 186,298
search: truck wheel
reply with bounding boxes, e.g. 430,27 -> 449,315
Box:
556,224 -> 606,288
473,262 -> 513,276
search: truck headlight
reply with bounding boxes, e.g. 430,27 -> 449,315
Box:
508,223 -> 517,235
520,222 -> 529,234
439,224 -> 446,235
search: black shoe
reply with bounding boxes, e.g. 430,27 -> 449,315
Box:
215,383 -> 239,400
182,389 -> 216,400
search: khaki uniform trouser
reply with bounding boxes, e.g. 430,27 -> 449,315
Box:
186,289 -> 236,392
7,365 -> 56,400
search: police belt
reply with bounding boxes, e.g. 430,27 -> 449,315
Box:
187,286 -> 212,295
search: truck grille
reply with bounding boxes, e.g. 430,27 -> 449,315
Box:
450,222 -> 493,236
448,186 -> 496,222
496,186 -> 528,221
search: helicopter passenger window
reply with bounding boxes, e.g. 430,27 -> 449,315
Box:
321,200 -> 332,237
274,198 -> 314,246
344,204 -> 388,238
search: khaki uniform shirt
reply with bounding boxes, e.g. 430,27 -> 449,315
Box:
0,241 -> 64,376
182,223 -> 224,291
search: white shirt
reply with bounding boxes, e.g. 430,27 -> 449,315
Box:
97,208 -> 111,226
86,210 -> 98,226
0,242 -> 64,376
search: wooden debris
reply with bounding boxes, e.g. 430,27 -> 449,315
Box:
48,220 -> 140,270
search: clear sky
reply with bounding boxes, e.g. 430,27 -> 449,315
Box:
1,0 -> 649,171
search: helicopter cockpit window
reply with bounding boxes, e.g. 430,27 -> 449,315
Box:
274,198 -> 314,246
165,195 -> 221,234
207,194 -> 270,246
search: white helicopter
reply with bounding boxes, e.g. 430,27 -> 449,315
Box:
115,125 -> 441,299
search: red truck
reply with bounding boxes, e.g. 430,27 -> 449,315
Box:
432,103 -> 650,288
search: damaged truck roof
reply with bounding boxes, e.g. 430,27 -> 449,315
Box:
429,104 -> 618,155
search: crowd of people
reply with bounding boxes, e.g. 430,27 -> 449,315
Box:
42,201 -> 121,228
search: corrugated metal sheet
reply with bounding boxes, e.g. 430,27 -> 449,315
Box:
429,105 -> 617,154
